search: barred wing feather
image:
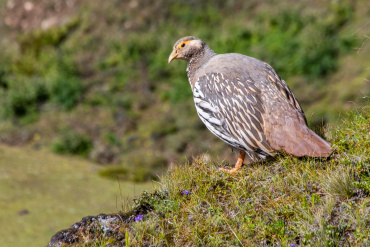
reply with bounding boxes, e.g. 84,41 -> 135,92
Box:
193,73 -> 275,160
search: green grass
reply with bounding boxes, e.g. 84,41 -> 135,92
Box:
0,145 -> 153,247
74,107 -> 370,246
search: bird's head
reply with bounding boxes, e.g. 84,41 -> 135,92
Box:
168,36 -> 205,63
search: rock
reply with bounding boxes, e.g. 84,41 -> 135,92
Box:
48,190 -> 167,246
48,213 -> 129,247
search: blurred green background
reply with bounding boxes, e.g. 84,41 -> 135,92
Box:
0,0 -> 369,245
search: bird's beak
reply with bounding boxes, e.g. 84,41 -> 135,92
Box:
168,50 -> 178,63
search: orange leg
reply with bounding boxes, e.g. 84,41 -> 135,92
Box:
219,150 -> 246,174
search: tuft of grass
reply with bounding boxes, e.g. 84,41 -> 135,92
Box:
319,167 -> 356,200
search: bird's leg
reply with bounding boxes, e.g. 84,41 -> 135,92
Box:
219,151 -> 246,174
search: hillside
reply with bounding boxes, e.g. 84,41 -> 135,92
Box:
49,107 -> 369,246
0,144 -> 153,247
0,0 -> 369,179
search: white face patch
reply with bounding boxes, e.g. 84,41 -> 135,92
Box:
189,39 -> 203,49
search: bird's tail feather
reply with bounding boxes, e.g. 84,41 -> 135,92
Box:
286,128 -> 332,157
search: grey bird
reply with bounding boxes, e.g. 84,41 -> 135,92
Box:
168,36 -> 332,173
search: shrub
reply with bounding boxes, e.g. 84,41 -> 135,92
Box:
98,166 -> 129,180
52,131 -> 93,157
18,18 -> 80,55
0,69 -> 7,89
49,75 -> 83,110
98,165 -> 158,182
0,77 -> 49,122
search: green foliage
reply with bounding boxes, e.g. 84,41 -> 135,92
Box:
216,3 -> 356,80
132,190 -> 168,209
49,75 -> 83,110
0,77 -> 48,122
0,69 -> 7,89
125,230 -> 130,247
99,153 -> 167,182
99,166 -> 129,180
52,131 -> 93,157
98,166 -> 157,183
3,18 -> 83,120
17,17 -> 79,55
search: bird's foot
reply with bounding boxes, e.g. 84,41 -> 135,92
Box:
219,150 -> 246,174
219,167 -> 242,174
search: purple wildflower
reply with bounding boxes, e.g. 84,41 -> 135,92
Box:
135,214 -> 143,222
182,190 -> 190,195
289,244 -> 296,247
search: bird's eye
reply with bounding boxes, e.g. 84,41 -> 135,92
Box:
181,43 -> 185,48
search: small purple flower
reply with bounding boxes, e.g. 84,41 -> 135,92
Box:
289,244 -> 296,247
135,214 -> 143,222
182,190 -> 190,195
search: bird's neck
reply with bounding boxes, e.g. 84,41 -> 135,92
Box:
187,45 -> 216,87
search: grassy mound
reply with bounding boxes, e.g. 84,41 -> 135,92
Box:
128,108 -> 369,246
52,107 -> 369,246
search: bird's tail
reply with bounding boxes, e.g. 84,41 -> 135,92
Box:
287,128 -> 333,158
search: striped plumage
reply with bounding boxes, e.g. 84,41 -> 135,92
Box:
168,36 -> 332,173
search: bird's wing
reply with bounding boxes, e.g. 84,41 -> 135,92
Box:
259,63 -> 307,124
193,72 -> 274,157
254,63 -> 332,157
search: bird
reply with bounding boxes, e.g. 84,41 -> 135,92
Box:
168,36 -> 332,174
